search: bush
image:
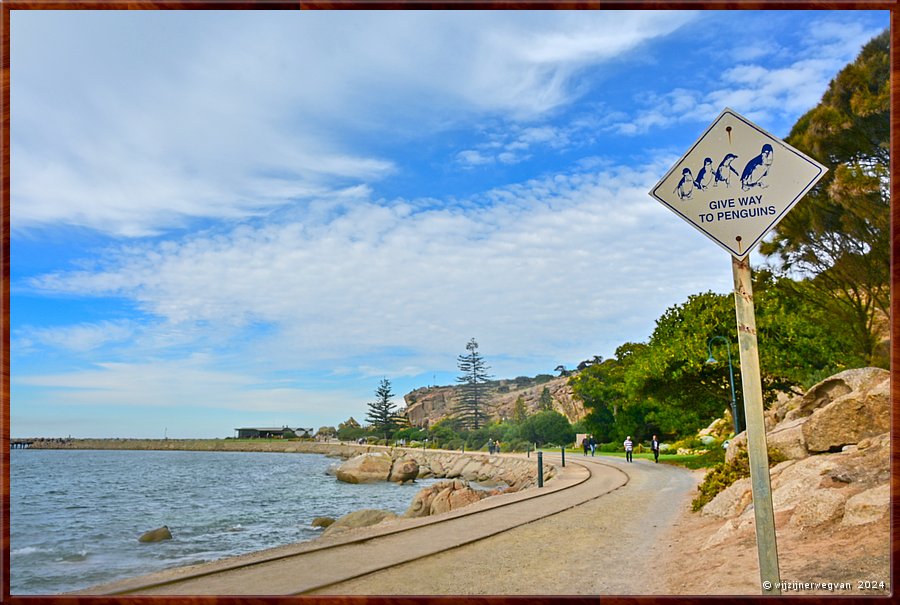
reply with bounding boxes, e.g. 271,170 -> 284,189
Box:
504,439 -> 529,452
691,447 -> 787,511
692,449 -> 750,511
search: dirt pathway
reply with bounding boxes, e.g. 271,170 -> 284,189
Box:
311,454 -> 700,595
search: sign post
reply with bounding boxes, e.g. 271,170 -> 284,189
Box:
650,108 -> 827,595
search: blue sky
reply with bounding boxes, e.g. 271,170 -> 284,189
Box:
9,10 -> 888,438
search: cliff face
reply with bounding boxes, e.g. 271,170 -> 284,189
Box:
403,375 -> 585,427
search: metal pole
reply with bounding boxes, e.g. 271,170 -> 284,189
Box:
708,335 -> 740,436
561,445 -> 565,467
724,343 -> 740,434
537,451 -> 544,487
732,255 -> 781,594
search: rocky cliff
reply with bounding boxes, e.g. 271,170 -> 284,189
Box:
403,374 -> 585,427
701,367 -> 890,541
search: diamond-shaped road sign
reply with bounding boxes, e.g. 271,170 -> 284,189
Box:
650,108 -> 827,259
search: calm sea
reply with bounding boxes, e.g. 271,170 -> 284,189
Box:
10,448 -> 438,595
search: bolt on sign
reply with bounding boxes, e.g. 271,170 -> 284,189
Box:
649,108 -> 827,259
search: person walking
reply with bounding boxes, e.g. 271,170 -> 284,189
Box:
589,435 -> 597,457
623,436 -> 634,462
651,434 -> 660,463
582,436 -> 590,455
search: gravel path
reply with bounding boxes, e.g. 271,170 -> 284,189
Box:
311,454 -> 699,595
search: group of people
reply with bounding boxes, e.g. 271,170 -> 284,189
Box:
487,439 -> 501,454
622,434 -> 661,463
580,434 -> 597,456
580,434 -> 661,462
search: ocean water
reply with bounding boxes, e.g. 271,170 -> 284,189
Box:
10,448 -> 439,595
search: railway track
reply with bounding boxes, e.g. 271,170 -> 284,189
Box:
76,453 -> 629,595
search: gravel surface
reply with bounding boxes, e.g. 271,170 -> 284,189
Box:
311,455 -> 699,595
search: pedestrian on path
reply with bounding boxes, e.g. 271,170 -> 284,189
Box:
650,435 -> 660,463
582,436 -> 590,455
589,435 -> 597,457
623,436 -> 634,462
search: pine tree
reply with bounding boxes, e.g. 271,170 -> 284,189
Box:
539,387 -> 554,411
455,338 -> 493,430
513,395 -> 528,423
366,378 -> 398,440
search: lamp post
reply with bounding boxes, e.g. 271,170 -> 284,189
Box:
706,336 -> 740,436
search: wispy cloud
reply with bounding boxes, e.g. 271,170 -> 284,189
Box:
12,11 -> 698,237
28,158 -> 729,381
16,320 -> 136,353
608,16 -> 884,135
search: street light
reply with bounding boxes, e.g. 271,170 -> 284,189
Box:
706,335 -> 741,435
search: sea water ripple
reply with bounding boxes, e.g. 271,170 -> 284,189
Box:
10,448 -> 439,595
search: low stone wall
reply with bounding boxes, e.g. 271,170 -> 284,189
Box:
27,438 -> 556,489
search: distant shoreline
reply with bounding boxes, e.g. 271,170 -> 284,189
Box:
21,437 -> 375,457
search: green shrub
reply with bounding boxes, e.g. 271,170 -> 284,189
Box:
671,435 -> 706,451
691,447 -> 787,511
692,449 -> 750,511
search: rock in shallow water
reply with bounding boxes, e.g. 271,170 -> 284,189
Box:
138,525 -> 172,543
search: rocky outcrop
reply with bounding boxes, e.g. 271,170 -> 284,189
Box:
405,480 -> 494,517
388,458 -> 420,483
138,526 -> 172,543
801,372 -> 889,452
403,375 -> 585,427
335,452 -> 394,483
727,367 -> 890,462
701,368 -> 890,542
311,517 -> 335,528
321,509 -> 398,537
334,447 -> 553,493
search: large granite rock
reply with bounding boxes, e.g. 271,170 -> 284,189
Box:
783,367 -> 888,423
335,452 -> 393,483
766,417 -> 808,460
789,489 -> 846,529
404,479 -> 489,518
726,367 -> 889,462
802,371 -> 889,452
701,477 -> 752,519
138,526 -> 172,543
841,484 -> 890,526
322,508 -> 397,537
388,458 -> 420,482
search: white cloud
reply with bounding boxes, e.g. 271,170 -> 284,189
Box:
609,16 -> 884,136
16,320 -> 136,353
28,159 -> 731,379
14,355 -> 362,419
11,11 -> 699,237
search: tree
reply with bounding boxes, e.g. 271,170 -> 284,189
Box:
366,378 -> 399,440
538,387 -> 553,411
517,410 -> 575,447
337,417 -> 366,441
512,395 -> 528,424
760,29 -> 889,367
455,338 -> 493,430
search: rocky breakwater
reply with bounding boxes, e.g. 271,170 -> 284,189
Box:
700,367 -> 890,546
319,449 -> 557,537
